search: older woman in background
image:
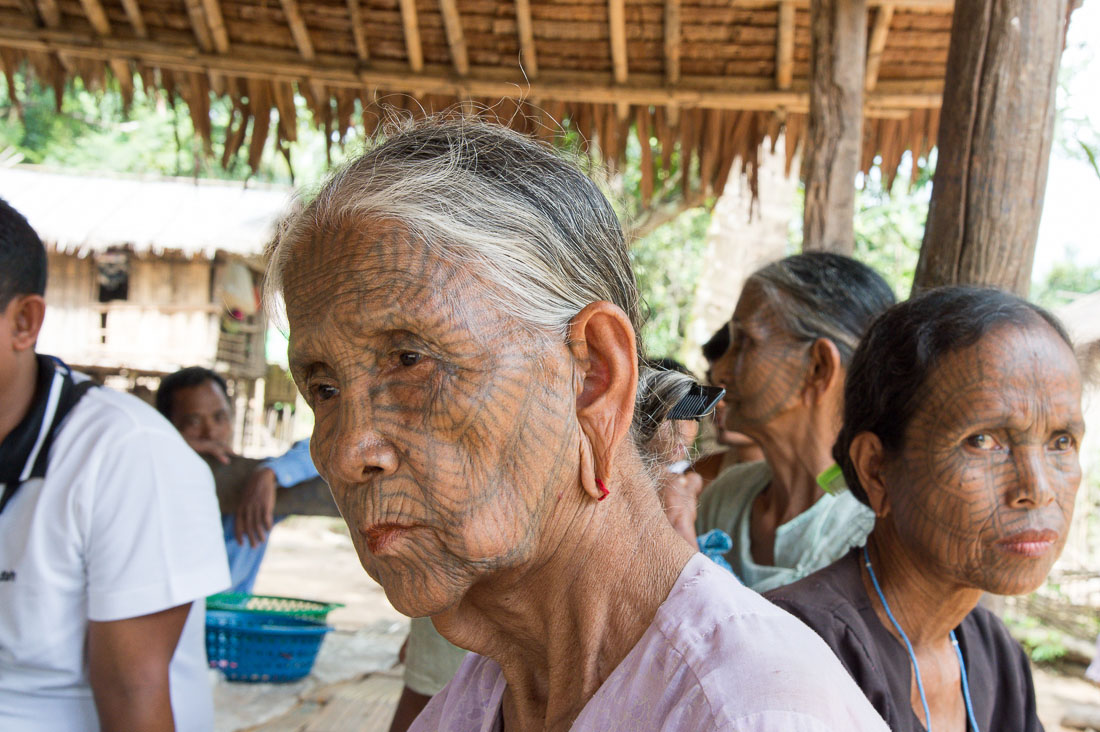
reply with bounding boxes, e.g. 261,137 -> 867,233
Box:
768,287 -> 1085,732
666,254 -> 895,591
267,120 -> 887,731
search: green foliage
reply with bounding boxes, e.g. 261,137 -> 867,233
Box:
1032,252 -> 1100,309
0,66 -> 338,183
788,154 -> 933,299
1005,613 -> 1074,665
630,207 -> 711,360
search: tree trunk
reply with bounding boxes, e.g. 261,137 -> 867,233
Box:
914,0 -> 1073,295
801,0 -> 866,255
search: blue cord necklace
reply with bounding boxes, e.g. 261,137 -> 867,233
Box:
863,545 -> 980,732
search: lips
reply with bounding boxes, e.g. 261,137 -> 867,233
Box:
362,523 -> 416,554
996,528 -> 1059,558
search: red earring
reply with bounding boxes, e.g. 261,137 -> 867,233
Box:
596,478 -> 609,502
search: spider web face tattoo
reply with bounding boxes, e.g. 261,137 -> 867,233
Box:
713,284 -> 813,433
881,323 -> 1084,596
283,218 -> 582,616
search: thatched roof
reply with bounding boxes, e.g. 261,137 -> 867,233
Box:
0,0 -> 952,201
0,165 -> 291,258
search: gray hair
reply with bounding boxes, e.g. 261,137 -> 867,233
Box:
265,117 -> 694,455
747,252 -> 897,365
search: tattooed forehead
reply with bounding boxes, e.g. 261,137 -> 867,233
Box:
283,217 -> 522,363
913,323 -> 1083,436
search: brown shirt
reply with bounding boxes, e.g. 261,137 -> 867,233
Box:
766,549 -> 1042,732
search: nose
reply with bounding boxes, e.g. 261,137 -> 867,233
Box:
1007,448 -> 1057,509
317,395 -> 400,485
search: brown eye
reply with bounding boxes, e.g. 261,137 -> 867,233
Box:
399,352 -> 422,367
965,433 -> 1001,451
311,383 -> 338,402
1050,434 -> 1075,452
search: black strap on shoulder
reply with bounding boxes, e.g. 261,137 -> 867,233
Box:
0,359 -> 98,516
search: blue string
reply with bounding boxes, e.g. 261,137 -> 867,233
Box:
863,545 -> 980,732
952,631 -> 981,732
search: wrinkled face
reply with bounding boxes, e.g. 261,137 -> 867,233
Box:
882,322 -> 1084,596
713,282 -> 812,432
169,380 -> 233,449
283,218 -> 580,616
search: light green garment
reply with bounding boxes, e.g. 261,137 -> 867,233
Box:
404,616 -> 469,696
695,460 -> 874,593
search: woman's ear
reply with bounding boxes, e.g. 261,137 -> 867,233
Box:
802,337 -> 843,406
567,301 -> 638,500
849,431 -> 891,518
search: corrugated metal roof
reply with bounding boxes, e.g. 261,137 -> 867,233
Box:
0,166 -> 294,259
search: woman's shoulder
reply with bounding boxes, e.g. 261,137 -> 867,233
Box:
642,555 -> 888,730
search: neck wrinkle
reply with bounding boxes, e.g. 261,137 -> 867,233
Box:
434,471 -> 695,730
863,524 -> 983,649
751,408 -> 835,520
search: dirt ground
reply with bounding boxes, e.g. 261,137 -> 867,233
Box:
218,516 -> 1100,731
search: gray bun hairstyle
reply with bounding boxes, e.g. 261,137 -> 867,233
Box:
265,117 -> 695,457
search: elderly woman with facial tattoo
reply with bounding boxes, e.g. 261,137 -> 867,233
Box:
768,287 -> 1085,732
266,120 -> 887,732
665,254 -> 896,591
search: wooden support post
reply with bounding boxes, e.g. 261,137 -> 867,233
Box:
398,0 -> 424,73
346,0 -> 369,61
864,4 -> 893,92
801,0 -> 867,254
915,0 -> 1072,295
514,0 -> 537,78
776,1 -> 794,90
438,0 -> 469,76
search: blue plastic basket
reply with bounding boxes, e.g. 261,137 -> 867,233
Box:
205,609 -> 333,682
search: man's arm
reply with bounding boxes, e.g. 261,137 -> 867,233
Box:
87,603 -> 191,732
236,440 -> 320,547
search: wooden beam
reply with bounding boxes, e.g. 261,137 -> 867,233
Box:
664,0 -> 680,85
76,0 -> 111,35
182,0 -> 214,52
346,0 -> 369,62
733,0 -> 946,6
0,27 -> 943,114
864,4 -> 894,91
776,1 -> 795,89
398,0 -> 423,73
515,0 -> 537,79
201,0 -> 229,53
118,0 -> 147,38
34,0 -> 59,28
915,0 -> 1070,295
279,0 -> 315,61
802,0 -> 868,254
608,0 -> 628,84
438,0 -> 468,76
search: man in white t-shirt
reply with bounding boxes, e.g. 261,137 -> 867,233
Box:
0,198 -> 230,731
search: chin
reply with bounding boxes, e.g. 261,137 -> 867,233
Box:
975,565 -> 1055,598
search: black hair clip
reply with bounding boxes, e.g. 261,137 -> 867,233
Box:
667,384 -> 725,421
